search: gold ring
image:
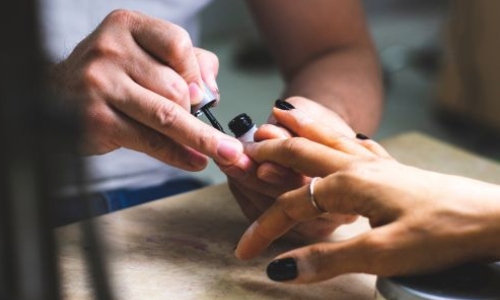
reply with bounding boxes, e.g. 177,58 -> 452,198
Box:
309,177 -> 326,213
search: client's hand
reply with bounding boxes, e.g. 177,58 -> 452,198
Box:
220,98 -> 359,240
235,107 -> 500,283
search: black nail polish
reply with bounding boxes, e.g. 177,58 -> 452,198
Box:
356,133 -> 370,140
267,257 -> 298,281
274,99 -> 295,110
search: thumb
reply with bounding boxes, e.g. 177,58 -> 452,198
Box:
265,225 -> 399,284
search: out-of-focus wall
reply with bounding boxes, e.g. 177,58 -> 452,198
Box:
199,0 -> 446,40
200,0 -> 255,41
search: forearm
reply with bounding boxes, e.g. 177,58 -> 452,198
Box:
283,45 -> 383,135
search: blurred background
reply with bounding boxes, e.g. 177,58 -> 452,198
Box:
194,0 -> 500,184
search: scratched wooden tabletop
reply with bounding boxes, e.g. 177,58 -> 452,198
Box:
57,132 -> 500,299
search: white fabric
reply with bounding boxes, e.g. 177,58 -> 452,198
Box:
40,0 -> 212,192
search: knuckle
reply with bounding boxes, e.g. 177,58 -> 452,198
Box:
304,244 -> 330,269
105,9 -> 136,25
81,63 -> 107,91
361,234 -> 397,275
276,196 -> 298,222
282,137 -> 308,159
165,80 -> 189,102
87,35 -> 123,61
144,130 -> 167,154
151,101 -> 179,131
170,24 -> 193,55
169,26 -> 193,58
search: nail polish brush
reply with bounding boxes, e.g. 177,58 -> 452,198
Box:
191,83 -> 225,133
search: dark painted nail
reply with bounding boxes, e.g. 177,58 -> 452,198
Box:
267,257 -> 298,281
356,133 -> 370,140
274,99 -> 295,110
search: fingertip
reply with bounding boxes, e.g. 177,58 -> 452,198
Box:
216,138 -> 244,165
272,107 -> 314,128
234,222 -> 265,260
267,257 -> 298,282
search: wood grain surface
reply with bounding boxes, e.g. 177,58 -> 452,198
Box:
57,132 -> 500,299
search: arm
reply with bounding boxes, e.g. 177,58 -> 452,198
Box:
246,0 -> 383,135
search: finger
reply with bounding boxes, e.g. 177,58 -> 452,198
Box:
235,183 -> 323,260
111,77 -> 243,166
357,139 -> 392,158
244,138 -> 352,177
284,96 -> 356,137
227,181 -> 265,223
117,10 -> 203,87
267,226 -> 401,283
272,108 -> 374,157
256,162 -> 306,187
195,48 -> 220,102
112,110 -> 208,170
254,124 -> 292,141
123,47 -> 191,111
219,158 -> 291,199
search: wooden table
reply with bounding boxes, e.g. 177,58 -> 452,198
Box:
57,132 -> 500,299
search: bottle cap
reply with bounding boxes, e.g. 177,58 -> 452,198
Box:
228,113 -> 255,138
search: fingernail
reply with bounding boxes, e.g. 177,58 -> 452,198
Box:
356,133 -> 370,140
267,257 -> 298,281
189,82 -> 204,104
217,139 -> 243,164
274,99 -> 295,110
204,77 -> 219,100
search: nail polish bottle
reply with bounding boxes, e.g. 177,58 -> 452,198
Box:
376,262 -> 500,300
228,113 -> 257,143
191,82 -> 224,132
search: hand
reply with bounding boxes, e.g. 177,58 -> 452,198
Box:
49,10 -> 243,170
234,109 -> 500,283
220,98 -> 359,240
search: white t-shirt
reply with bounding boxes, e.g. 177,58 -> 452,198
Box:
40,0 -> 212,193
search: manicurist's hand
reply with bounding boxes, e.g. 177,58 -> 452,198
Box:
234,108 -> 500,284
49,10 -> 243,170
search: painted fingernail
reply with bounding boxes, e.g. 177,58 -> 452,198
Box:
267,257 -> 298,281
356,133 -> 370,140
274,99 -> 295,110
217,139 -> 243,164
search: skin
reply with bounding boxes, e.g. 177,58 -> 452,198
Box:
48,1 -> 382,239
235,107 -> 500,283
220,0 -> 383,239
49,10 -> 245,171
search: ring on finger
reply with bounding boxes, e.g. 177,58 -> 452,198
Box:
309,177 -> 326,213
